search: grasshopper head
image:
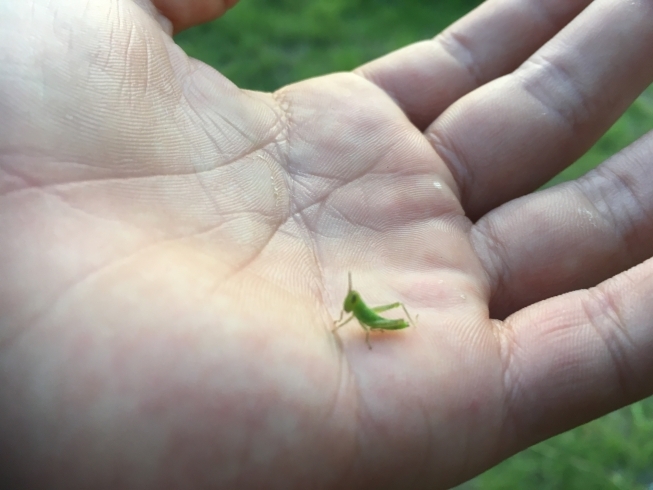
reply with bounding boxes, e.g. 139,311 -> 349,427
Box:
343,291 -> 360,313
343,272 -> 360,313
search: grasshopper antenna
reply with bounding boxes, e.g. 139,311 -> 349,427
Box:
348,271 -> 352,293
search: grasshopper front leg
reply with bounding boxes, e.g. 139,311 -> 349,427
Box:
333,313 -> 355,332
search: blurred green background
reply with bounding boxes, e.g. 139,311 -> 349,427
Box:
175,0 -> 653,488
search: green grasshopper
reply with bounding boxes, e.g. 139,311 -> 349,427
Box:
333,272 -> 417,349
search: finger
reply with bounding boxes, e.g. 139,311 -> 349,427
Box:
427,0 -> 653,220
472,128 -> 653,319
356,0 -> 593,130
152,0 -> 239,34
495,257 -> 653,458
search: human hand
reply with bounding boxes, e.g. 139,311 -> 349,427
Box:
1,0 -> 652,488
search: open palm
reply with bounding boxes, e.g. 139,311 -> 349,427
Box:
2,0 -> 653,488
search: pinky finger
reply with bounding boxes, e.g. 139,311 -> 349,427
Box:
496,258 -> 653,455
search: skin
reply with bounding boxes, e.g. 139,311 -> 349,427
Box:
2,0 -> 653,489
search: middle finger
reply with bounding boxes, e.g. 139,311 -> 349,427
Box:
426,0 -> 653,220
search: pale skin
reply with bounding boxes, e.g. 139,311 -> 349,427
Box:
2,0 -> 653,489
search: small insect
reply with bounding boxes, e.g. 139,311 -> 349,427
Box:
333,272 -> 417,349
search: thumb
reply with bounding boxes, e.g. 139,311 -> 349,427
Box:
153,0 -> 240,34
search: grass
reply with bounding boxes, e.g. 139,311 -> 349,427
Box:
455,400 -> 653,490
175,0 -> 483,92
174,1 -> 653,488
